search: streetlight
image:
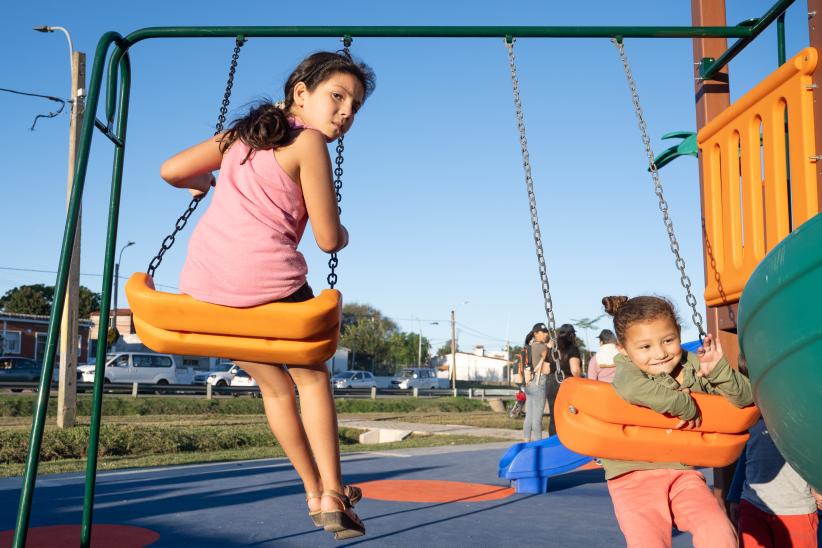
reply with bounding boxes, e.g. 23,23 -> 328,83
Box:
33,24 -> 85,432
450,300 -> 470,390
111,241 -> 135,342
416,320 -> 438,367
33,26 -> 74,75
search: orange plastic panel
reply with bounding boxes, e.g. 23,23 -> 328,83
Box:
697,48 -> 820,306
125,273 -> 341,365
555,378 -> 759,468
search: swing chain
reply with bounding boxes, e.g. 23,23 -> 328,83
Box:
505,38 -> 564,383
613,39 -> 707,339
147,37 -> 245,278
327,136 -> 344,288
327,40 -> 351,289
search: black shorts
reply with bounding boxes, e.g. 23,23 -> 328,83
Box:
275,283 -> 314,304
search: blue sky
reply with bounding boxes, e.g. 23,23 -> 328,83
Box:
1,1 -> 811,353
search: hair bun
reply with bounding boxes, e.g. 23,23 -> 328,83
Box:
602,295 -> 629,316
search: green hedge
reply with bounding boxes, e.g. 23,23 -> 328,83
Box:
0,396 -> 487,417
0,424 -> 366,464
0,396 -> 264,417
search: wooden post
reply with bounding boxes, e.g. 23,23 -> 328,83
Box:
131,382 -> 138,398
692,0 -> 739,511
57,51 -> 85,429
370,386 -> 376,400
450,310 -> 457,390
206,383 -> 213,400
809,0 -> 822,205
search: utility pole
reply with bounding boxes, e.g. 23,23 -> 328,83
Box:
57,50 -> 85,429
450,309 -> 456,390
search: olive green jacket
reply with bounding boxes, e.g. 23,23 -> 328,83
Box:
601,351 -> 753,480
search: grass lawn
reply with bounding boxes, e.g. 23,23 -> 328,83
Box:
0,395 -> 516,478
0,433 -> 507,477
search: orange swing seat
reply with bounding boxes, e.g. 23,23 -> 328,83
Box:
125,273 -> 342,365
554,377 -> 760,468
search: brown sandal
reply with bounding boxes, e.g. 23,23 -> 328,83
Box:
306,492 -> 323,528
343,484 -> 363,506
321,489 -> 366,540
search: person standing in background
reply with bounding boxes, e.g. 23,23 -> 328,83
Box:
587,328 -> 619,383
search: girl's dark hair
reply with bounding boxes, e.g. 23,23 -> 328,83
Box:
556,324 -> 578,353
220,51 -> 376,155
602,295 -> 681,344
524,331 -> 535,346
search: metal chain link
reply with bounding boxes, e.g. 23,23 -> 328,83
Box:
613,39 -> 706,339
505,38 -> 565,383
327,39 -> 352,289
327,135 -> 344,288
147,37 -> 245,278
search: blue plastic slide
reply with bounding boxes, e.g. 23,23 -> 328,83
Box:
498,435 -> 593,494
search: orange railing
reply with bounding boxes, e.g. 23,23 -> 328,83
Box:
697,47 -> 819,307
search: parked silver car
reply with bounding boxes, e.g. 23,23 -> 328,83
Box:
390,368 -> 440,390
331,370 -> 377,389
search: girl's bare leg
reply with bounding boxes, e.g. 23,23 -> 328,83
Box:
233,361 -> 322,508
286,364 -> 346,511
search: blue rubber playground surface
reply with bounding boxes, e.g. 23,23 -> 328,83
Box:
0,443 -> 716,547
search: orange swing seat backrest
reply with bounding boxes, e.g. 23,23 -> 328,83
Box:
125,273 -> 341,365
554,377 -> 760,468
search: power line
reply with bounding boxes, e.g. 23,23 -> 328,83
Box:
0,87 -> 69,130
0,266 -> 179,291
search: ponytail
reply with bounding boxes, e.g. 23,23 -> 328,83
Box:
219,102 -> 294,162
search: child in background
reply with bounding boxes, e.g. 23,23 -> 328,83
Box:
728,417 -> 820,547
727,354 -> 820,547
587,328 -> 619,383
160,51 -> 375,540
600,295 -> 753,548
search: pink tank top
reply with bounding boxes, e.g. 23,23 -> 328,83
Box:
180,122 -> 311,307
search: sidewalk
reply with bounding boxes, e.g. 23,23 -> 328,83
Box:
338,418 -> 522,440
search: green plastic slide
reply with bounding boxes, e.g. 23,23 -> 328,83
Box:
738,211 -> 822,492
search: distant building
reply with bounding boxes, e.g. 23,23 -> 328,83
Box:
0,312 -> 92,362
431,345 -> 508,382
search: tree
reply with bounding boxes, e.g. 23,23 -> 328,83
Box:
436,341 -> 455,357
339,303 -> 433,374
0,284 -> 53,316
0,284 -> 101,318
570,315 -> 606,351
340,303 -> 399,373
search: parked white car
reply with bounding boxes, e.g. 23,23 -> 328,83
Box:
331,370 -> 377,389
79,352 -> 176,385
193,362 -> 236,386
390,368 -> 440,390
230,368 -> 258,388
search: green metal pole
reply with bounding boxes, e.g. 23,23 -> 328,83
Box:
11,30 -> 123,548
79,49 -> 131,548
122,24 -> 753,44
700,0 -> 794,79
12,32 -> 120,548
777,13 -> 787,65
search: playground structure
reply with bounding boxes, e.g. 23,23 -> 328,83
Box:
11,1 -> 822,546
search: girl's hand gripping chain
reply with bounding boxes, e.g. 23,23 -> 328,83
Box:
696,333 -> 723,378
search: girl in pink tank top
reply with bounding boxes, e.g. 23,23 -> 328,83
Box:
160,51 -> 375,541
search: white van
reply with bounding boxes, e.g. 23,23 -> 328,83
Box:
390,368 -> 440,390
79,352 -> 177,385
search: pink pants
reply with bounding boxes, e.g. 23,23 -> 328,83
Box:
607,469 -> 737,548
